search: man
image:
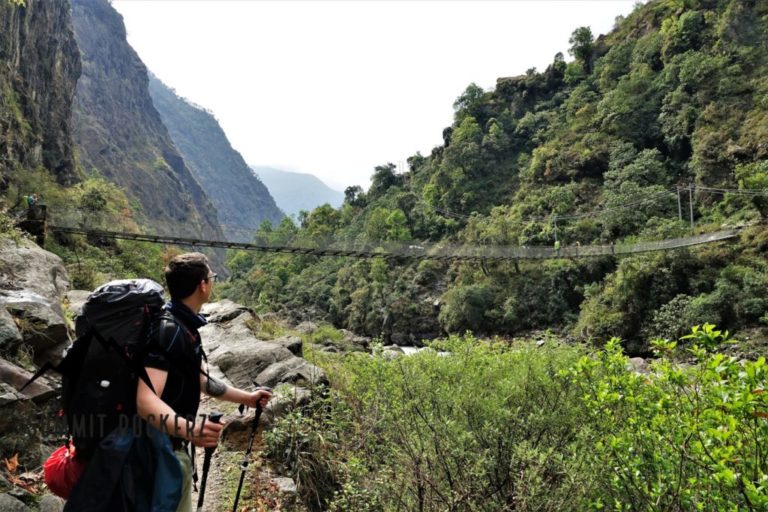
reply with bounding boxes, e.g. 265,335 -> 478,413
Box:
136,252 -> 272,511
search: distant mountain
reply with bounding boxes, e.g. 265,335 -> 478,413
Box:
148,75 -> 284,242
250,166 -> 344,218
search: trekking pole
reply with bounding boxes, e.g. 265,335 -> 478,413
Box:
232,401 -> 263,512
196,412 -> 223,512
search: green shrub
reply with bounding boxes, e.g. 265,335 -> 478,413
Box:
274,334 -> 595,511
567,331 -> 768,510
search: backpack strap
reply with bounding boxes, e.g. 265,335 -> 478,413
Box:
90,328 -> 157,395
150,311 -> 212,382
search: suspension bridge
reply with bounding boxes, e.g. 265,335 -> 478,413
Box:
45,224 -> 745,263
23,182 -> 764,263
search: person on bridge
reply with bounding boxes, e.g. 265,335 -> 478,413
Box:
136,252 -> 272,511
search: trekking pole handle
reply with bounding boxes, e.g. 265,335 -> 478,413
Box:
196,412 -> 224,512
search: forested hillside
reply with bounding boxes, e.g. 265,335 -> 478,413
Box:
223,0 -> 768,353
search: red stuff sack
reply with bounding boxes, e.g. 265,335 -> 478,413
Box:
43,442 -> 87,499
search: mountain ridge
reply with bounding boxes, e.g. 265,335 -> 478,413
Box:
250,165 -> 343,218
148,74 -> 285,242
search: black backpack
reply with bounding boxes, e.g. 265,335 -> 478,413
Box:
24,279 -> 176,460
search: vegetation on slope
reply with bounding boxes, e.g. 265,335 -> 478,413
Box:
223,0 -> 768,353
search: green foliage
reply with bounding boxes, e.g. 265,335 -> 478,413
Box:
273,334 -> 593,511
569,26 -> 595,72
567,331 -> 768,510
681,321 -> 730,351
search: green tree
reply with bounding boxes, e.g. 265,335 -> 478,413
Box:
568,26 -> 594,72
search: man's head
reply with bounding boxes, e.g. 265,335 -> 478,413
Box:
164,252 -> 216,307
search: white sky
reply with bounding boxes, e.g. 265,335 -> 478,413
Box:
112,0 -> 638,191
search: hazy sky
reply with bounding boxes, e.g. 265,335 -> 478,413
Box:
112,0 -> 638,191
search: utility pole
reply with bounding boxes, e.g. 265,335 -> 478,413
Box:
553,216 -> 558,243
677,186 -> 682,221
688,184 -> 694,228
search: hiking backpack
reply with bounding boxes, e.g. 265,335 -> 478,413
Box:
25,278 -> 175,460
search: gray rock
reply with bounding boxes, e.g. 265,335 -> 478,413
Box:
201,300 -> 250,324
7,486 -> 34,505
203,308 -> 326,390
39,494 -> 65,512
0,308 -> 22,351
341,329 -> 370,349
628,357 -> 649,374
0,494 -> 30,512
200,310 -> 260,354
0,238 -> 69,302
0,238 -> 70,366
272,335 -> 302,356
0,358 -> 57,402
0,381 -> 26,407
0,291 -> 69,365
64,290 -> 91,316
272,477 -> 297,495
294,321 -> 317,334
256,357 -> 327,389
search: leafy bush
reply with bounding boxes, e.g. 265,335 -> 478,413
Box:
270,334 -> 595,511
567,330 -> 768,510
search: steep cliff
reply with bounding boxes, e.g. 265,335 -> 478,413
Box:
148,75 -> 284,241
70,0 -> 224,241
0,0 -> 80,187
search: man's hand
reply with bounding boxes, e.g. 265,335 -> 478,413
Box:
244,388 -> 272,409
188,418 -> 223,448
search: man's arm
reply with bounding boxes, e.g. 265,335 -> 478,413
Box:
200,373 -> 272,408
137,367 -> 221,447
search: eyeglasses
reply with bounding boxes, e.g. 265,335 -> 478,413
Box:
206,273 -> 218,283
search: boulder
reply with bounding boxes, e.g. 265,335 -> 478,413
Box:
0,239 -> 69,302
628,357 -> 649,374
0,358 -> 57,403
294,321 -> 317,334
0,494 -> 30,512
340,329 -> 370,349
0,308 -> 22,352
201,299 -> 251,324
7,486 -> 35,506
200,310 -> 258,354
0,239 -> 70,366
272,477 -> 297,495
271,335 -> 302,356
0,291 -> 69,366
255,357 -> 327,389
201,305 -> 326,390
0,381 -> 25,407
39,495 -> 65,512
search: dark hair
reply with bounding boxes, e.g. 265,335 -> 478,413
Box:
164,252 -> 210,301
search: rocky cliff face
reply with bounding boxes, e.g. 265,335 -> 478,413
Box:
70,0 -> 224,242
148,75 -> 285,242
0,0 -> 80,186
